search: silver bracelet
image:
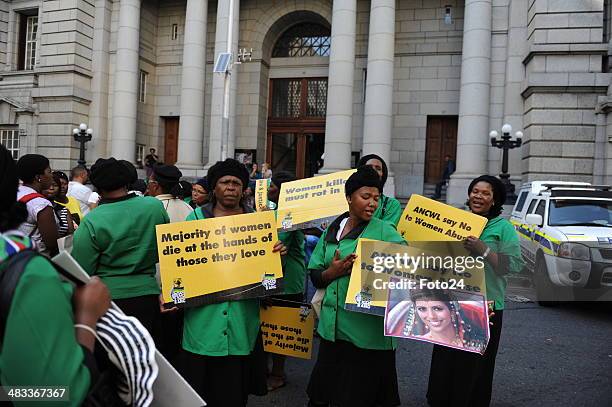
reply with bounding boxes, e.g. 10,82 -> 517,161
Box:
482,247 -> 491,258
74,323 -> 97,338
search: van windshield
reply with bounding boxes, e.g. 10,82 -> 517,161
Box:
548,200 -> 612,227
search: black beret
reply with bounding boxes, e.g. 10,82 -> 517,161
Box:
345,166 -> 382,197
16,154 -> 50,183
119,160 -> 138,184
153,164 -> 182,183
90,157 -> 133,191
194,177 -> 209,191
207,158 -> 250,190
357,153 -> 388,189
468,175 -> 506,219
271,171 -> 295,190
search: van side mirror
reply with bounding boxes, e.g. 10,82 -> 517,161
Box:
525,214 -> 543,227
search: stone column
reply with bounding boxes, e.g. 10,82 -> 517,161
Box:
110,0 -> 141,161
362,0 -> 395,194
205,0 -> 239,168
88,0 -> 112,161
502,0 -> 527,187
176,0 -> 208,171
320,0 -> 357,173
446,0 -> 492,205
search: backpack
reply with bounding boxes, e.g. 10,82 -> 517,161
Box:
0,250 -> 127,407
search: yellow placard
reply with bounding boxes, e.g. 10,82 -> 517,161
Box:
255,178 -> 272,212
345,240 -> 486,316
156,211 -> 283,307
276,169 -> 356,231
260,305 -> 315,359
397,194 -> 487,255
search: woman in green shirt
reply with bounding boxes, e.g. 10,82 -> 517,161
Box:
307,166 -> 407,407
357,154 -> 402,226
0,145 -> 111,406
72,157 -> 170,336
181,158 -> 286,407
426,175 -> 523,407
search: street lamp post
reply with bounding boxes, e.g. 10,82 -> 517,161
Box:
73,123 -> 93,168
490,123 -> 523,203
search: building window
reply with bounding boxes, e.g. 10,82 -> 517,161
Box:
136,143 -> 145,168
171,24 -> 178,40
17,11 -> 39,70
271,78 -> 328,119
0,128 -> 20,159
272,23 -> 331,57
138,70 -> 148,103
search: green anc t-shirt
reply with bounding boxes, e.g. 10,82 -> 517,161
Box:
71,194 -> 170,299
182,204 -> 261,356
308,214 -> 407,350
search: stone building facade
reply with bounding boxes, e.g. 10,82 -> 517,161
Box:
0,0 -> 611,205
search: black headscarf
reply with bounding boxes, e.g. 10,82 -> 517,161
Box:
271,171 -> 295,190
194,177 -> 208,192
0,145 -> 27,232
90,157 -> 134,191
345,166 -> 382,197
120,160 -> 138,185
467,175 -> 506,219
357,154 -> 388,189
16,154 -> 50,183
207,158 -> 250,190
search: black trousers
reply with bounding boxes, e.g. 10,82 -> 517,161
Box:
426,310 -> 504,407
113,294 -> 160,342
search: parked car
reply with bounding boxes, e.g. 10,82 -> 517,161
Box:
510,181 -> 612,304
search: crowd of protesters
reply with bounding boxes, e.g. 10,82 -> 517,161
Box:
0,143 -> 522,407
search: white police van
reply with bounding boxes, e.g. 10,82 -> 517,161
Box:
510,181 -> 612,303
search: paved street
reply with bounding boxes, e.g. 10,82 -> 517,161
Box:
251,285 -> 612,407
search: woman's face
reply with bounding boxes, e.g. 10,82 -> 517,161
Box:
57,178 -> 68,197
38,166 -> 53,186
214,175 -> 243,208
42,180 -> 59,200
365,158 -> 384,180
192,184 -> 208,205
415,300 -> 452,334
252,163 -> 258,171
348,186 -> 379,222
468,181 -> 494,215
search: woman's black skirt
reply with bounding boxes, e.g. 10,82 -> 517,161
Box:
179,333 -> 267,407
426,309 -> 504,407
307,338 -> 400,407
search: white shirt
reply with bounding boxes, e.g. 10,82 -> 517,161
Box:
67,181 -> 93,215
155,194 -> 193,223
16,185 -> 55,255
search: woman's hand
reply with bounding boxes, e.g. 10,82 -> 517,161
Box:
324,250 -> 358,281
159,294 -> 179,313
73,277 -> 111,325
273,241 -> 288,256
487,300 -> 495,325
464,236 -> 488,256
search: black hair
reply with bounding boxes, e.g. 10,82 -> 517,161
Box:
16,154 -> 50,184
357,154 -> 388,189
0,145 -> 27,232
467,175 -> 506,219
52,170 -> 69,182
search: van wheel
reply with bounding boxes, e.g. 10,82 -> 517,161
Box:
534,257 -> 558,307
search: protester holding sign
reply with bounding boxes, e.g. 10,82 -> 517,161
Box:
265,171 -> 307,391
357,154 -> 402,226
181,158 -> 287,407
71,157 -> 170,336
0,144 -> 112,405
426,175 -> 522,407
307,166 -> 407,407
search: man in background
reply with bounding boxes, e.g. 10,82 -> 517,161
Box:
432,154 -> 455,199
67,166 -> 98,216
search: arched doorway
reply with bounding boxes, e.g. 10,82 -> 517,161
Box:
265,19 -> 330,178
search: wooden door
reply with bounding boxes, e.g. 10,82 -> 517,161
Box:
164,117 -> 179,164
424,116 -> 458,183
